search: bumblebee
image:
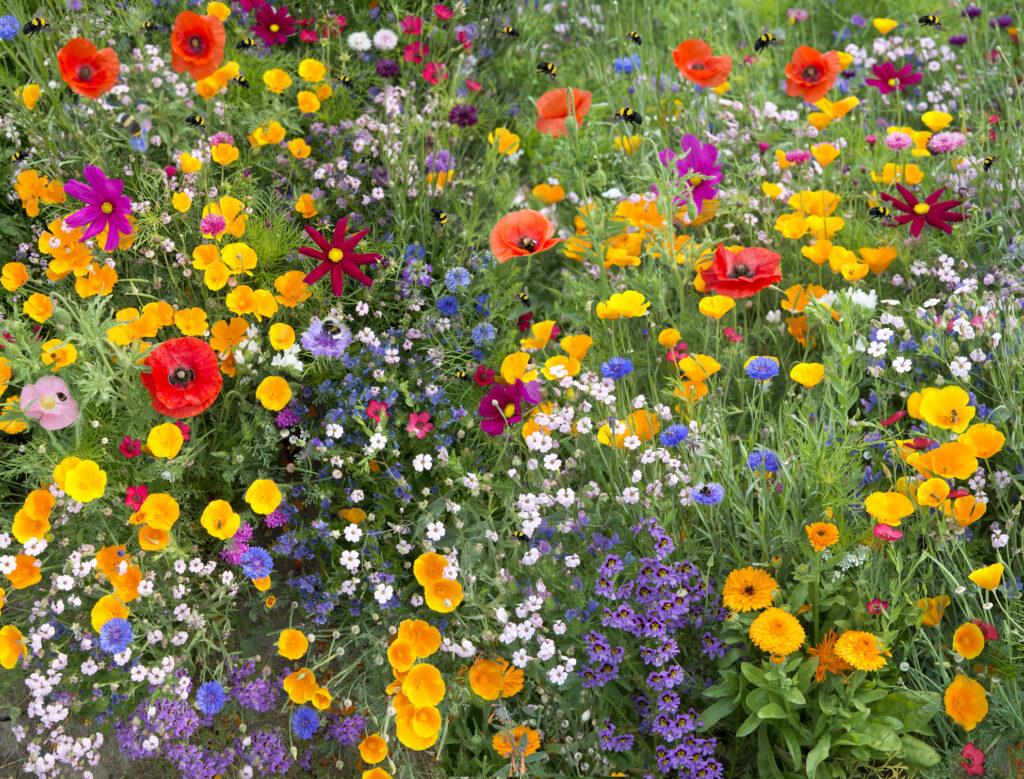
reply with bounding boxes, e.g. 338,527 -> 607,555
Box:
754,32 -> 778,53
500,25 -> 519,38
116,112 -> 143,138
231,75 -> 250,88
537,61 -> 557,79
10,150 -> 27,163
614,106 -> 642,126
626,30 -> 642,46
868,205 -> 892,219
339,74 -> 354,90
185,114 -> 206,128
22,17 -> 49,35
517,290 -> 530,306
918,14 -> 941,27
236,37 -> 259,50
323,319 -> 346,337
141,20 -> 156,33
431,209 -> 448,227
983,156 -> 995,172
512,529 -> 527,541
453,368 -> 468,381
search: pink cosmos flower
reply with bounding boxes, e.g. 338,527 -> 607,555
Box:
64,165 -> 133,252
961,743 -> 984,777
20,376 -> 79,430
864,61 -> 922,94
406,412 -> 434,439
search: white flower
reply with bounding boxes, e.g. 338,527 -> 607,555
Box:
343,524 -> 363,543
413,453 -> 433,472
347,31 -> 372,51
373,29 -> 398,50
949,356 -> 972,379
426,521 -> 446,542
340,550 -> 360,572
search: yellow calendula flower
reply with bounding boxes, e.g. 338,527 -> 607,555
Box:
179,152 -> 203,174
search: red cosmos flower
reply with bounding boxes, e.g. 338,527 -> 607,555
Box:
489,209 -> 561,263
700,245 -> 781,299
300,215 -> 381,296
784,46 -> 841,103
140,337 -> 223,418
880,184 -> 966,238
57,38 -> 120,99
535,87 -> 593,137
672,39 -> 732,89
170,11 -> 226,80
473,365 -> 496,386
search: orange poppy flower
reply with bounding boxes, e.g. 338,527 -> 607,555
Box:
535,88 -> 592,137
785,46 -> 841,103
672,39 -> 732,88
489,209 -> 561,262
57,38 -> 119,99
170,11 -> 226,80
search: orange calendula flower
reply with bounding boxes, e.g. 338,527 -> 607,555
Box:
834,630 -> 888,671
748,607 -> 805,656
721,567 -> 777,612
806,629 -> 853,682
805,522 -> 839,551
493,725 -> 541,759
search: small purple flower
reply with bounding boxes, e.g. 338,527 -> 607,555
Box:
425,149 -> 454,172
448,103 -> 478,127
64,165 -> 133,251
990,15 -> 1013,29
949,35 -> 968,46
962,5 -> 982,18
376,58 -> 399,78
659,134 -> 722,213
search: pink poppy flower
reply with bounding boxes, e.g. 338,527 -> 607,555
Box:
19,376 -> 79,430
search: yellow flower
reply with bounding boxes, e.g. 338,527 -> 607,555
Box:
61,458 -> 107,502
388,639 -> 416,672
245,479 -> 282,515
493,726 -> 540,759
211,143 -> 239,166
21,83 -> 42,110
358,733 -> 388,764
871,163 -> 924,186
761,182 -> 782,199
40,338 -> 78,371
658,328 -> 681,348
805,522 -> 839,551
23,293 -> 54,323
294,193 -> 318,218
917,594 -> 950,627
402,663 -> 445,707
207,1 -> 231,20
532,182 -> 565,205
872,18 -> 898,34
287,138 -> 311,158
488,127 -> 521,155
268,323 -> 295,350
698,295 -> 735,319
967,563 -> 1003,591
722,567 -> 777,612
944,675 -> 988,731
200,499 -> 240,540
957,423 -> 1005,459
262,68 -> 292,93
174,307 -> 209,336
916,477 -> 950,508
499,351 -> 537,384
202,196 -> 247,239
748,607 -> 805,656
596,290 -> 650,320
250,120 -> 286,147
0,625 -> 26,669
834,630 -> 888,671
613,134 -> 642,154
172,192 -> 192,212
297,90 -> 321,113
148,423 -> 184,459
277,628 -> 309,660
425,579 -> 463,613
179,152 -> 203,174
921,111 -> 953,133
90,594 -> 129,632
864,491 -> 914,526
918,386 -> 975,433
315,83 -> 333,101
774,211 -> 808,240
133,492 -> 180,531
952,623 -> 985,660
220,241 -> 257,275
298,58 -> 326,82
811,143 -> 840,167
2,262 -> 30,291
256,376 -> 291,411
789,362 -> 825,388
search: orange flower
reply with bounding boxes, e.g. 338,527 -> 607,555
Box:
918,595 -> 951,627
784,46 -> 841,103
170,11 -> 226,80
57,38 -> 119,99
489,209 -> 561,262
535,88 -> 592,137
806,629 -> 853,682
672,39 -> 732,88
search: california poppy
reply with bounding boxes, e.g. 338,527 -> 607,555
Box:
672,39 -> 731,88
171,11 -> 226,80
535,87 -> 592,137
57,38 -> 120,99
489,209 -> 561,262
141,337 -> 223,418
784,46 -> 841,103
699,245 -> 781,299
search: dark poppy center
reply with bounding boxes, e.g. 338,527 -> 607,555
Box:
77,65 -> 94,82
518,236 -> 538,251
801,66 -> 822,82
728,263 -> 754,279
189,35 -> 205,54
168,366 -> 196,387
690,62 -> 705,71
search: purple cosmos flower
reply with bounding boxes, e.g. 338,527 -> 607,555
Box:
64,165 -> 132,251
660,135 -> 721,213
20,376 -> 79,430
252,4 -> 296,47
478,380 -> 539,436
865,62 -> 923,94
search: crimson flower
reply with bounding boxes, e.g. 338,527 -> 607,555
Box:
700,245 -> 781,299
864,62 -> 922,94
141,337 -> 223,418
300,215 -> 381,296
880,184 -> 965,237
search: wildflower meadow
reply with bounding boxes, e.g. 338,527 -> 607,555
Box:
1,0 -> 1022,776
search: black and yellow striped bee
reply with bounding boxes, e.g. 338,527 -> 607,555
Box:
431,209 -> 448,227
185,114 -> 206,128
231,75 -> 250,88
614,106 -> 642,126
10,150 -> 27,163
453,368 -> 468,381
512,529 -> 527,541
116,112 -> 143,138
626,31 -> 642,46
517,290 -> 530,306
918,14 -> 941,28
22,17 -> 49,35
141,20 -> 156,33
982,156 -> 996,172
500,25 -> 519,38
339,74 -> 354,90
868,205 -> 892,220
537,61 -> 557,79
324,319 -> 345,336
754,32 -> 778,53
236,37 -> 259,50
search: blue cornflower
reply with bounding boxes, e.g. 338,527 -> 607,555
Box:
600,357 -> 633,380
744,356 -> 780,381
444,268 -> 471,290
99,618 -> 134,654
436,295 -> 459,316
747,448 -> 781,473
692,483 -> 725,506
195,681 -> 227,715
301,318 -> 352,359
0,15 -> 19,41
291,706 -> 320,739
659,424 -> 689,447
613,52 -> 641,74
240,546 -> 273,579
471,323 -> 495,344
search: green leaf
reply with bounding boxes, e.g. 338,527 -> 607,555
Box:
872,691 -> 940,733
806,733 -> 830,778
899,735 -> 942,768
736,712 -> 762,738
700,698 -> 737,731
757,727 -> 783,777
782,685 -> 806,706
741,662 -> 767,687
757,702 -> 788,720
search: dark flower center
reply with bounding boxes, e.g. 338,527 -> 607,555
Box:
518,236 -> 538,251
728,263 -> 754,279
801,66 -> 822,82
168,366 -> 195,387
743,585 -> 755,596
690,62 -> 705,71
77,65 -> 94,82
189,35 -> 205,54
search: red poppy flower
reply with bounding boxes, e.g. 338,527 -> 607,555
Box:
880,184 -> 965,238
170,11 -> 226,80
300,215 -> 381,296
700,245 -> 781,299
489,209 -> 561,263
672,39 -> 732,89
141,337 -> 223,418
57,38 -> 120,99
535,88 -> 592,137
784,46 -> 841,103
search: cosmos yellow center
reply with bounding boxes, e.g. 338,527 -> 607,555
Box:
887,78 -> 897,87
269,23 -> 280,32
101,202 -> 114,214
689,176 -> 703,187
328,248 -> 344,262
503,403 -> 516,418
913,203 -> 931,215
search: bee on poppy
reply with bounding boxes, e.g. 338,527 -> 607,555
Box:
754,32 -> 778,53
22,17 -> 49,35
236,37 -> 259,50
185,114 -> 206,128
868,205 -> 892,220
500,25 -> 519,38
614,106 -> 642,126
918,14 -> 941,27
537,61 -> 557,79
231,75 -> 250,88
983,156 -> 995,171
431,209 -> 448,227
339,74 -> 354,90
626,30 -> 642,46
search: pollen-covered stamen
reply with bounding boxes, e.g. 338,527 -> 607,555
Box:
517,236 -> 538,251
728,263 -> 754,279
802,66 -> 822,81
168,366 -> 196,387
188,35 -> 205,54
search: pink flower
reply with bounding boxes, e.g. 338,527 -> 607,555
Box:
19,376 -> 79,430
433,4 -> 452,20
174,420 -> 191,441
400,15 -> 423,35
119,436 -> 142,458
366,399 -> 388,422
473,365 -> 495,387
299,29 -> 320,42
665,343 -> 689,363
406,412 -> 434,439
404,41 -> 429,64
866,598 -> 889,614
970,619 -> 999,641
961,743 -> 984,777
422,61 -> 447,84
125,485 -> 149,511
465,78 -> 482,92
873,523 -> 903,541
723,327 -> 743,343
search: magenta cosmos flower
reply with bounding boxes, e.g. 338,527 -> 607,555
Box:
300,215 -> 381,296
880,184 -> 965,237
64,165 -> 132,251
20,376 -> 79,430
865,61 -> 922,94
659,134 -> 722,213
478,380 -> 539,436
252,4 -> 296,46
